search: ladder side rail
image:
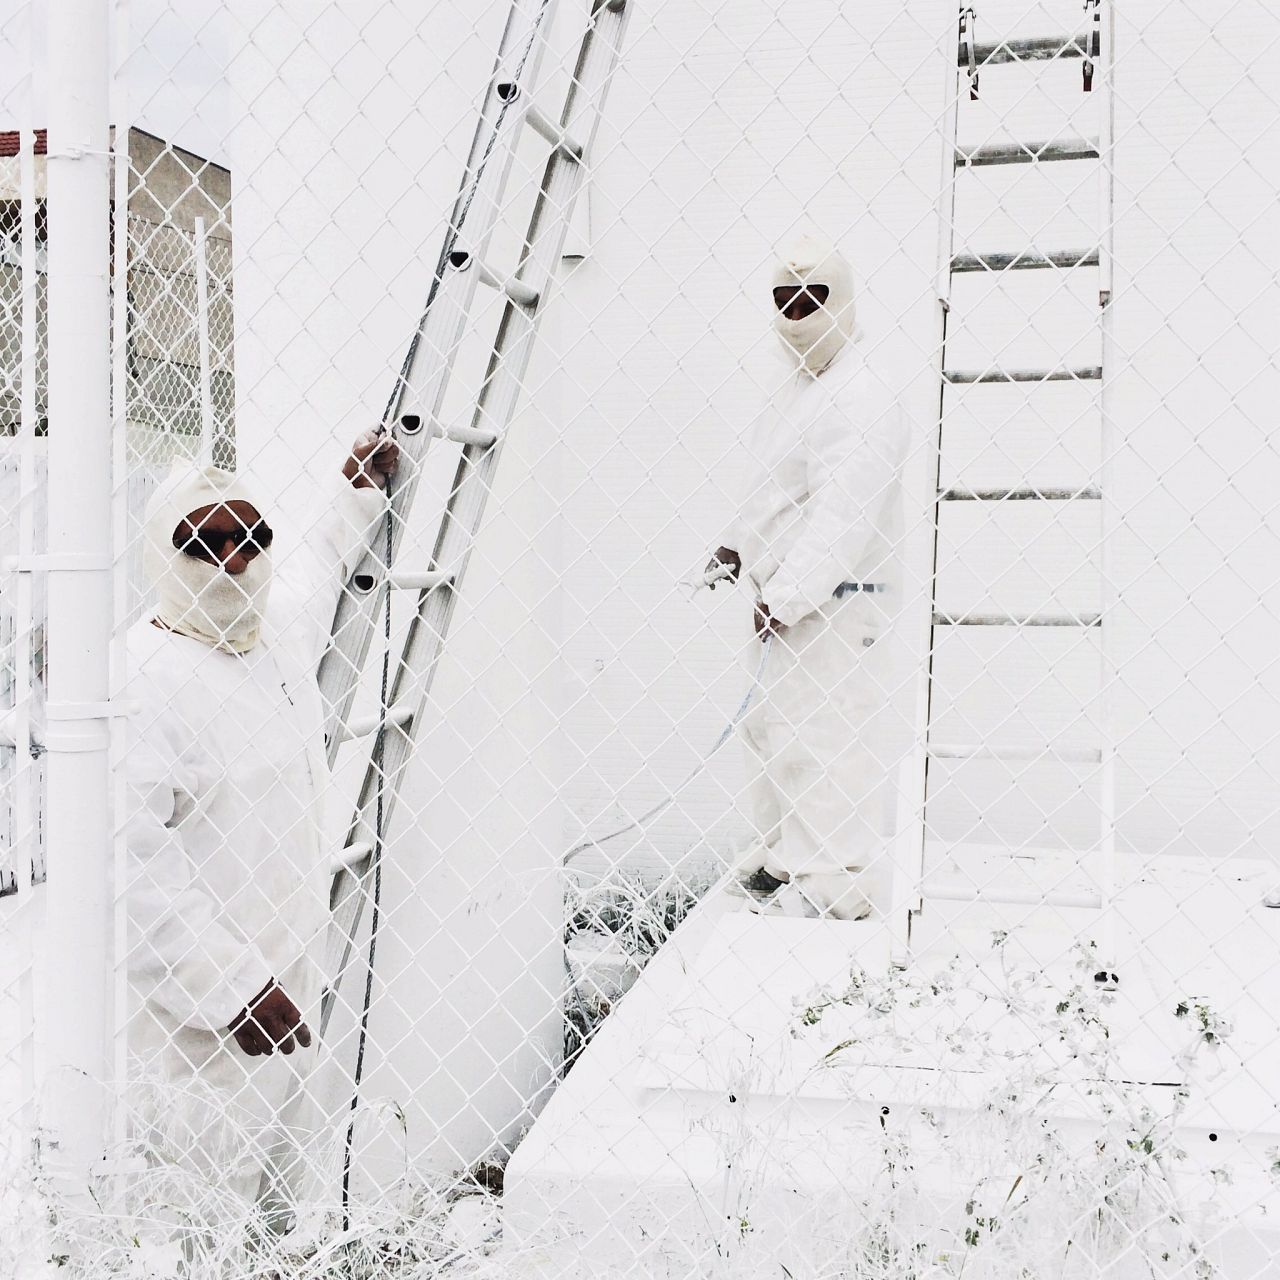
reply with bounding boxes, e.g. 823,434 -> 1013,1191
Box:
323,0 -> 634,1030
1093,0 -> 1119,958
318,0 -> 560,757
889,16 -> 966,967
559,0 -> 629,150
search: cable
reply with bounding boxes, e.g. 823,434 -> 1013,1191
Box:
341,458 -> 394,1231
563,634 -> 773,865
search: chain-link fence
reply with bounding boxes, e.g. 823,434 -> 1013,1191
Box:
0,127 -> 233,899
3,0 -> 1280,1275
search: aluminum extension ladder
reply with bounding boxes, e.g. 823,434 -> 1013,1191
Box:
892,1 -> 1118,965
315,0 -> 633,1032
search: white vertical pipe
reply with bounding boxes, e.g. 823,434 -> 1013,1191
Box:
108,30 -> 133,1150
41,0 -> 114,1221
16,115 -> 39,1139
193,214 -> 214,465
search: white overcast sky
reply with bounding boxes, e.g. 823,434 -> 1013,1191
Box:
2,1 -> 231,164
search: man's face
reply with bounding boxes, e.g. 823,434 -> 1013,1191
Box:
172,500 -> 273,576
773,282 -> 829,322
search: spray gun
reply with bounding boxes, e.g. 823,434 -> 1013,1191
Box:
701,561 -> 737,589
680,557 -> 739,600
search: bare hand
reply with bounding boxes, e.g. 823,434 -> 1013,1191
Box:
344,429 -> 401,491
754,601 -> 785,642
228,980 -> 312,1057
705,547 -> 741,589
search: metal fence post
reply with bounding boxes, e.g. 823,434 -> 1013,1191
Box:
40,0 -> 115,1226
193,214 -> 215,466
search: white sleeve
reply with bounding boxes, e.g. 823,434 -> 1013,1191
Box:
763,382 -> 906,628
270,478 -> 388,675
124,685 -> 272,1031
717,400 -> 770,554
715,515 -> 744,555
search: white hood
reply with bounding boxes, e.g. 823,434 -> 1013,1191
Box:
771,235 -> 859,376
143,463 -> 272,654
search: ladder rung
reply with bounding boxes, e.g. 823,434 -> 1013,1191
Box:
921,876 -> 1101,909
525,102 -> 585,161
933,610 -> 1101,627
329,841 -> 373,876
448,248 -> 540,309
944,365 -> 1102,385
963,35 -> 1088,66
939,484 -> 1101,501
956,137 -> 1100,167
397,414 -> 498,448
387,570 -> 453,592
339,703 -> 414,744
951,247 -> 1100,273
435,421 -> 499,448
477,260 -> 540,309
929,742 -> 1103,765
496,82 -> 586,160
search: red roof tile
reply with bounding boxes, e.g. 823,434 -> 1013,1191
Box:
0,129 -> 48,158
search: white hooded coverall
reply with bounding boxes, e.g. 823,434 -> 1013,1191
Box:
125,463 -> 384,1215
727,237 -> 908,912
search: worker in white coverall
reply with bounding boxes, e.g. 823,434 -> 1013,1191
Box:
708,235 -> 908,920
124,431 -> 397,1227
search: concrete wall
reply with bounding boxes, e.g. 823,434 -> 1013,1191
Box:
124,128 -> 231,239
0,128 -> 234,443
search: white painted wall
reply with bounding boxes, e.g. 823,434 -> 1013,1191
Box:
1109,0 -> 1280,865
553,0 -> 951,881
110,0 -> 1280,1190
552,0 -> 1280,882
227,0 -> 570,1178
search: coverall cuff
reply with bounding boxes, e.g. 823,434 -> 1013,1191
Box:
186,951 -> 275,1034
764,590 -> 817,629
334,477 -> 389,541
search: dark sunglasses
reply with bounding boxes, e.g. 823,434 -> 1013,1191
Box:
174,520 -> 275,563
773,284 -> 830,312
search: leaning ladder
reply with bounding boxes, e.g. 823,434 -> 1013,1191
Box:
891,1 -> 1117,964
315,0 -> 633,1031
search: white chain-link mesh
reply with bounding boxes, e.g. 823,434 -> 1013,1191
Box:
4,0 -> 1280,1275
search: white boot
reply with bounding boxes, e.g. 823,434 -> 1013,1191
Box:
730,835 -> 781,876
794,871 -> 874,921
